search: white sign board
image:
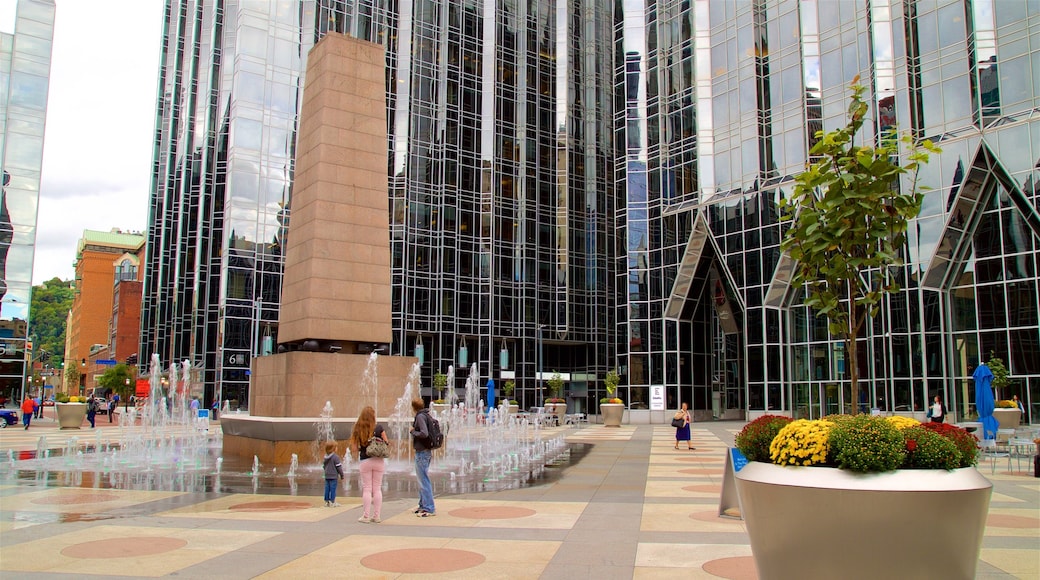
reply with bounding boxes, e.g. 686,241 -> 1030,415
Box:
650,385 -> 665,411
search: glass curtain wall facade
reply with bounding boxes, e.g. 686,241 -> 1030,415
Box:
144,0 -> 1039,421
0,0 -> 53,405
143,0 -> 617,410
639,0 -> 1039,421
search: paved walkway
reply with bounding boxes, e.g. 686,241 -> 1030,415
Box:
0,420 -> 1036,578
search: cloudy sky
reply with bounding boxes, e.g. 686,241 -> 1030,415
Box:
2,0 -> 164,284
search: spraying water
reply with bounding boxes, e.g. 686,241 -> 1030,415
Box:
358,352 -> 380,417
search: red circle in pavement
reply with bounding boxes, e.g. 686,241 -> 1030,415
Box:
228,501 -> 311,512
449,506 -> 536,519
702,556 -> 758,579
361,548 -> 485,573
61,537 -> 187,559
682,484 -> 722,493
675,456 -> 721,462
987,514 -> 1039,528
679,468 -> 723,475
33,492 -> 122,505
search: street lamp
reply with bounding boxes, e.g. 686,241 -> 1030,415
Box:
124,378 -> 131,411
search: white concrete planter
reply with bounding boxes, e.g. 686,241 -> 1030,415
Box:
55,403 -> 87,429
735,462 -> 991,579
993,408 -> 1021,430
600,403 -> 624,427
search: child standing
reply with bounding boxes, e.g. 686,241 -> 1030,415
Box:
322,441 -> 344,507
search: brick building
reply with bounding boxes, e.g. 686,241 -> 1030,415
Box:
65,230 -> 145,393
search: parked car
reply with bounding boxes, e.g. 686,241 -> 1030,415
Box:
0,409 -> 18,427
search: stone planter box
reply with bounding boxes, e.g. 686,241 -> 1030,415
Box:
735,462 -> 991,579
544,402 -> 566,421
993,408 -> 1021,430
601,403 -> 624,427
55,403 -> 88,429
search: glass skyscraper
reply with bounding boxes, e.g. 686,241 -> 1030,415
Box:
0,0 -> 53,404
144,0 -> 1039,422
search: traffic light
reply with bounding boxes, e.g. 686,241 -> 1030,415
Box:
126,353 -> 138,365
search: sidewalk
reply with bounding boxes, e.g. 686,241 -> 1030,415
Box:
0,422 -> 1036,578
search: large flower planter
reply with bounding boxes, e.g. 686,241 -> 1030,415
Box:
55,403 -> 88,429
600,403 -> 624,427
735,462 -> 991,579
993,408 -> 1021,430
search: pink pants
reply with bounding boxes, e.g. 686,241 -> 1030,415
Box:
359,457 -> 385,518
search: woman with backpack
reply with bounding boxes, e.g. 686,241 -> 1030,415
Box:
349,406 -> 388,523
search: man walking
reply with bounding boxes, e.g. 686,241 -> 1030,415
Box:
410,398 -> 436,517
21,396 -> 34,429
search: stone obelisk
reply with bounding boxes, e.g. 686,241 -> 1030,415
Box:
222,34 -> 416,463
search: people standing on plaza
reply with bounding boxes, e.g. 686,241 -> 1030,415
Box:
673,402 -> 694,450
21,395 -> 34,429
86,395 -> 97,428
107,397 -> 116,422
350,405 -> 387,523
1012,395 -> 1026,423
928,395 -> 945,423
189,397 -> 200,417
410,398 -> 436,517
322,441 -> 344,507
33,394 -> 42,418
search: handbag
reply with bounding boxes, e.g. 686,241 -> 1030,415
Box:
366,435 -> 390,458
671,417 -> 685,428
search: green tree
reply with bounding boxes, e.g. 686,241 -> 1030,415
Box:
779,79 -> 937,415
96,363 -> 135,401
547,371 -> 564,401
65,364 -> 81,393
433,371 -> 448,401
29,277 -> 74,364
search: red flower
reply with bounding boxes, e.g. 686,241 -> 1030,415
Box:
905,439 -> 918,452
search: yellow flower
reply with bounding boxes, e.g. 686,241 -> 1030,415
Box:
885,416 -> 919,430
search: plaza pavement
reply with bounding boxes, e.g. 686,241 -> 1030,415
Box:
0,416 -> 1036,579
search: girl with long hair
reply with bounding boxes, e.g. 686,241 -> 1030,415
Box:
350,406 -> 387,523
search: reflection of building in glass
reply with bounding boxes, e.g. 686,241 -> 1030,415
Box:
143,2 -> 1039,422
0,0 -> 54,404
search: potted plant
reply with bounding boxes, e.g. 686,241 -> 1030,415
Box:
733,414 -> 989,579
544,371 -> 566,418
600,368 -> 624,427
55,395 -> 88,429
994,399 -> 1022,430
431,372 -> 449,413
503,380 -> 519,414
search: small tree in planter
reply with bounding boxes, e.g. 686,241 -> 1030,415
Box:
779,78 -> 937,415
503,379 -> 517,405
433,372 -> 448,403
986,353 -> 1011,399
601,368 -> 622,404
546,371 -> 565,403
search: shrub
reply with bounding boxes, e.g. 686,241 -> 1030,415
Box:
735,415 -> 794,462
770,419 -> 835,466
56,394 -> 70,403
829,415 -> 904,473
901,426 -> 960,470
995,400 -> 1017,409
919,423 -> 979,468
885,415 -> 920,430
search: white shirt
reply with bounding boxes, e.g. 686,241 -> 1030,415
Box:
931,402 -> 942,418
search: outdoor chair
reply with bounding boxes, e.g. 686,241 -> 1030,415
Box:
977,438 -> 1011,474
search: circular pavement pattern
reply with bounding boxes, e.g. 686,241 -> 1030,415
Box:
679,468 -> 723,475
702,556 -> 758,580
987,514 -> 1039,528
682,484 -> 723,493
228,500 -> 312,512
449,506 -> 536,519
689,510 -> 743,524
33,492 -> 122,505
62,537 -> 187,559
361,548 -> 485,573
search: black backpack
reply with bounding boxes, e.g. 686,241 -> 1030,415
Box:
424,412 -> 444,449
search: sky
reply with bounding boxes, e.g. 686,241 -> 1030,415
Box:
1,0 -> 164,285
